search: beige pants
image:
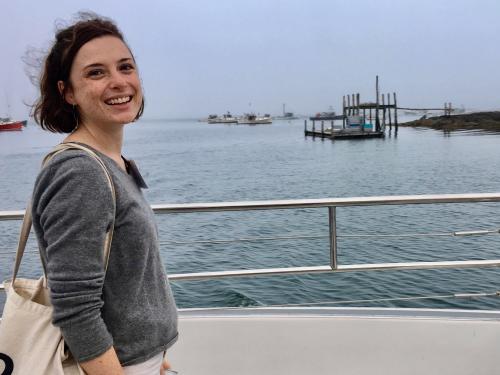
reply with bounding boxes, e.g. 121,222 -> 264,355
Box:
122,352 -> 164,375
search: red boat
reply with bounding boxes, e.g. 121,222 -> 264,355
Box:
0,120 -> 23,131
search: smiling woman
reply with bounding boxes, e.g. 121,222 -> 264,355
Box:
59,35 -> 143,136
19,12 -> 178,375
34,14 -> 144,135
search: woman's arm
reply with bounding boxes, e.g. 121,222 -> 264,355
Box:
80,347 -> 124,375
32,153 -> 115,363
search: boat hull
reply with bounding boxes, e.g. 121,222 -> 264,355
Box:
237,119 -> 272,125
0,121 -> 23,131
207,119 -> 238,124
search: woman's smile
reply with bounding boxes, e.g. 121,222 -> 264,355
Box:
105,96 -> 133,105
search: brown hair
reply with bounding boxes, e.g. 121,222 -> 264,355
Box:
33,12 -> 144,133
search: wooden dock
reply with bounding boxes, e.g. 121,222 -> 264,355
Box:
305,127 -> 384,139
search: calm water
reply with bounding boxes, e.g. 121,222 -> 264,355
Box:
1,118 -> 500,310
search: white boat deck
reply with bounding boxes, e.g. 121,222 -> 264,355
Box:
169,307 -> 500,375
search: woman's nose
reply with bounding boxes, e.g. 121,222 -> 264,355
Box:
109,70 -> 128,88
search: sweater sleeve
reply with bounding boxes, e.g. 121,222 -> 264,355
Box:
32,152 -> 115,362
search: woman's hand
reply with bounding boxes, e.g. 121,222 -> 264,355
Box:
79,346 -> 124,375
160,356 -> 172,375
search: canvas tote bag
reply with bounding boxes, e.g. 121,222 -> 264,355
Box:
0,143 -> 116,375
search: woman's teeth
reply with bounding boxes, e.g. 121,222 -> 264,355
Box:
106,96 -> 131,105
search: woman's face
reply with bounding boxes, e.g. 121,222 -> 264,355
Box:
63,35 -> 143,128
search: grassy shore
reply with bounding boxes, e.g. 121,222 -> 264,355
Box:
401,111 -> 500,131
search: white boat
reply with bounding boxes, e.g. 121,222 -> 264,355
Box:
207,112 -> 238,124
2,193 -> 500,374
237,113 -> 272,125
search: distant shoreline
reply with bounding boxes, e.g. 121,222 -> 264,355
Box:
400,111 -> 500,131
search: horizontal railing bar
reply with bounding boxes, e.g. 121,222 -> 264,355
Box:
156,228 -> 500,246
2,260 -> 500,289
167,259 -> 500,281
1,227 -> 499,253
151,193 -> 500,213
0,210 -> 26,221
260,291 -> 500,308
3,193 -> 500,220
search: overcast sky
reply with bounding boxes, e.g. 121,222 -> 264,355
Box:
1,0 -> 499,120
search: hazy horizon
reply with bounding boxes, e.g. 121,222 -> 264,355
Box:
2,0 -> 500,121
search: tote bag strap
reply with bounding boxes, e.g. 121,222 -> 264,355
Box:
12,142 -> 117,283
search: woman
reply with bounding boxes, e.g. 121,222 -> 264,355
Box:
31,13 -> 178,375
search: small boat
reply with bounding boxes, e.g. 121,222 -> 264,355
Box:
237,113 -> 272,125
198,114 -> 218,122
274,104 -> 299,120
0,119 -> 23,131
208,112 -> 238,124
309,107 -> 338,121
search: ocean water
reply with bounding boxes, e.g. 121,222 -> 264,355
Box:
1,118 -> 500,310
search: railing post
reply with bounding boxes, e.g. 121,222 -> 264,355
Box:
328,206 -> 338,269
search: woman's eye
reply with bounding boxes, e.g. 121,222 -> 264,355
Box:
120,63 -> 135,72
87,69 -> 104,77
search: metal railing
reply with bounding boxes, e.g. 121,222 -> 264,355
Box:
2,193 -> 500,288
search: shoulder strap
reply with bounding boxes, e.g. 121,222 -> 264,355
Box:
12,142 -> 117,283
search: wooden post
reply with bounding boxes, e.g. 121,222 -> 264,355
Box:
382,94 -> 386,128
351,94 -> 355,116
304,119 -> 307,133
387,93 -> 392,130
362,108 -> 366,132
321,120 -> 324,137
393,92 -> 398,133
375,75 -> 380,132
449,102 -> 452,116
343,96 -> 346,128
356,93 -> 360,115
347,95 -> 351,116
312,120 -> 315,136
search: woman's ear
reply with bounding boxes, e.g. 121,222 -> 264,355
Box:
57,81 -> 76,105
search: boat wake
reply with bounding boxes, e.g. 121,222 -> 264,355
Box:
220,289 -> 262,307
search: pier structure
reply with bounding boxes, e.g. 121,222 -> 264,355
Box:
304,76 -> 458,140
305,76 -> 390,140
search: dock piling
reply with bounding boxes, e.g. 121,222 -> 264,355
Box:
342,96 -> 346,128
381,94 -> 386,129
393,92 -> 398,133
387,93 -> 392,130
375,75 -> 380,131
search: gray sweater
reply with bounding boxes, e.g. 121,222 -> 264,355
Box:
31,146 -> 178,366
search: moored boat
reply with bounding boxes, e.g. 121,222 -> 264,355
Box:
309,106 -> 339,121
207,112 -> 238,124
0,120 -> 23,131
309,111 -> 339,121
237,113 -> 272,125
